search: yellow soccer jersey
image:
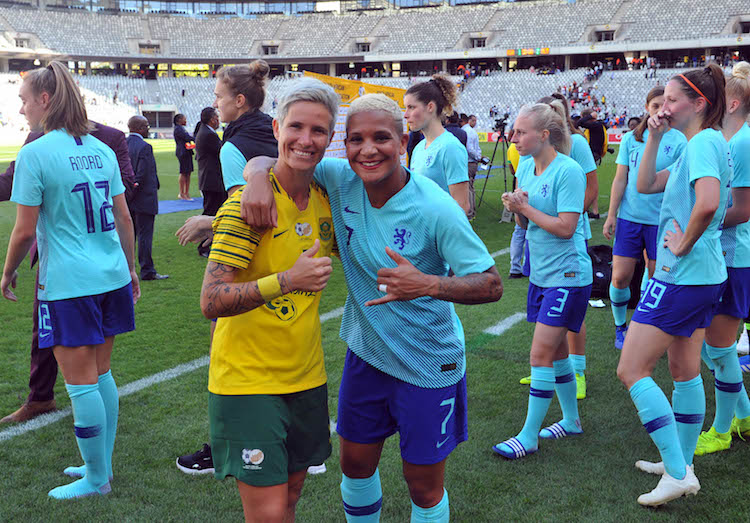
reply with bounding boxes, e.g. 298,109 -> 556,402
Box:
507,143 -> 520,173
207,171 -> 336,396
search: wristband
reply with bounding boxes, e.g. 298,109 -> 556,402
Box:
258,273 -> 283,303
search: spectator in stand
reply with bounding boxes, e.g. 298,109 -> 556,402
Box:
173,113 -> 195,201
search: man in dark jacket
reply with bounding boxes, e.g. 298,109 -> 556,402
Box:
128,116 -> 168,280
174,113 -> 195,201
444,111 -> 468,148
196,107 -> 226,217
0,122 -> 136,424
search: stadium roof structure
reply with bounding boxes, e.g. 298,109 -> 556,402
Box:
0,0 -> 749,64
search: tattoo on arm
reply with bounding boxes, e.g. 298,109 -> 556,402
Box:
201,261 -> 268,318
432,266 -> 503,305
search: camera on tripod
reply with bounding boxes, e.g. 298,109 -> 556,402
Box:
493,113 -> 510,134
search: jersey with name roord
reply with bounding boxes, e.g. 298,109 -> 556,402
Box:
207,172 -> 336,396
11,130 -> 129,301
516,153 -> 593,288
615,129 -> 687,225
721,123 -> 750,268
655,128 -> 732,285
313,158 -> 494,389
409,130 -> 469,193
570,133 -> 597,240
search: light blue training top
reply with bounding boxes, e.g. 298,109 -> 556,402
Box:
314,157 -> 495,388
11,129 -> 130,301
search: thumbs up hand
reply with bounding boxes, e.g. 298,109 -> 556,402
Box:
283,239 -> 333,293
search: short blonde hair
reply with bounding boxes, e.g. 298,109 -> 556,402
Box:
518,102 -> 571,155
276,77 -> 340,133
346,94 -> 403,135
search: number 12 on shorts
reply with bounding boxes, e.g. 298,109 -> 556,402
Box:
437,397 -> 455,449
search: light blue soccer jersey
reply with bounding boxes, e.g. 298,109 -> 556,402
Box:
313,158 -> 494,388
570,133 -> 597,240
721,123 -> 750,268
654,128 -> 732,285
615,129 -> 687,225
409,130 -> 469,193
219,141 -> 246,191
11,130 -> 130,301
516,153 -> 593,288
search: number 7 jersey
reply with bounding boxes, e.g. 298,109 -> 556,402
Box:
11,130 -> 130,301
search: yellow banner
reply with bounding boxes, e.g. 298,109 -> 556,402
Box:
303,71 -> 407,109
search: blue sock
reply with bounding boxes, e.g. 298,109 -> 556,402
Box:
411,489 -> 448,523
701,341 -> 715,372
341,469 -> 382,522
707,343 -> 742,433
514,366 -> 555,451
570,354 -> 586,376
97,370 -> 119,478
551,357 -> 581,433
609,284 -> 630,327
50,383 -> 110,500
736,384 -> 750,419
672,376 -> 705,467
629,377 -> 686,480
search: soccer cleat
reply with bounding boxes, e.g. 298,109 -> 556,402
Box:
576,373 -> 586,399
637,466 -> 700,507
635,460 -> 665,475
730,415 -> 750,439
539,421 -> 583,440
492,437 -> 537,460
307,464 -> 327,475
740,355 -> 750,373
614,325 -> 627,350
176,443 -> 215,475
737,330 -> 749,355
519,375 -> 531,385
694,426 -> 731,456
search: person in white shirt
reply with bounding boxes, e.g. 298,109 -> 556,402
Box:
462,114 -> 482,220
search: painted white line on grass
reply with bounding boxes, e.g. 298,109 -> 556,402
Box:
0,308 -> 346,442
483,312 -> 526,336
491,247 -> 510,258
320,306 -> 345,323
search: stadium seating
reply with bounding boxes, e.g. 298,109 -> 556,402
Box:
0,0 -> 747,59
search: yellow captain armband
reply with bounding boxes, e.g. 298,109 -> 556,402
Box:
258,273 -> 283,303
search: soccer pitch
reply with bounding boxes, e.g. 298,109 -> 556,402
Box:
0,141 -> 747,521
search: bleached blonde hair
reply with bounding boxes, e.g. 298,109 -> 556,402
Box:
346,93 -> 403,135
518,101 -> 571,155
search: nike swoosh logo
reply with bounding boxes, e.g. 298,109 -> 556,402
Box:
436,437 -> 450,449
273,230 -> 288,238
344,206 -> 359,214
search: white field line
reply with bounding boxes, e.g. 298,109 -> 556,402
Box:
0,306 -> 526,441
491,247 -> 510,258
483,312 -> 526,336
0,307 -> 346,442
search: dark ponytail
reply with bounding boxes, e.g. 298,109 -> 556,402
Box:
634,86 -> 665,143
405,74 -> 457,117
673,63 -> 726,130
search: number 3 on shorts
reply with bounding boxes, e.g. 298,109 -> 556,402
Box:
547,288 -> 570,318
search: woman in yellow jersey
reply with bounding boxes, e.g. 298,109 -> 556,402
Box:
199,78 -> 339,523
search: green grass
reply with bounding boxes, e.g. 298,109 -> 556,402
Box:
0,141 -> 747,521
